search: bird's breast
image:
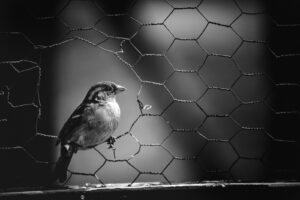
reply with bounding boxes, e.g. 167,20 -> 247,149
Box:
95,99 -> 121,121
73,99 -> 120,149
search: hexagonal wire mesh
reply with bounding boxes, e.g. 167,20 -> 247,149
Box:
0,0 -> 300,188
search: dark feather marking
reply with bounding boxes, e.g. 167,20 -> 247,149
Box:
58,103 -> 88,145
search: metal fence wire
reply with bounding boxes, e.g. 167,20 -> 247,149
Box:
0,0 -> 300,188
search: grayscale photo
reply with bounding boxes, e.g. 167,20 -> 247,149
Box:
0,0 -> 299,199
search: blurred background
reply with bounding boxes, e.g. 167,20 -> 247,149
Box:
0,0 -> 300,188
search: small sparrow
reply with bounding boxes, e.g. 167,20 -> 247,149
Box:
54,81 -> 126,182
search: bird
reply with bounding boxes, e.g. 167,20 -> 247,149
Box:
53,81 -> 126,182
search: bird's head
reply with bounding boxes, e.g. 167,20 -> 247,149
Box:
84,81 -> 126,103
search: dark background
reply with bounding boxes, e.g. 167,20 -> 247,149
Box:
0,0 -> 300,192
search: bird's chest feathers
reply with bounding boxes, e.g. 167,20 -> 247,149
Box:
73,99 -> 120,148
86,98 -> 120,124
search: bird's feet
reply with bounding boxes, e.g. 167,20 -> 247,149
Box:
106,136 -> 116,149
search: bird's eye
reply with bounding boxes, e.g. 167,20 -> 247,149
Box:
94,94 -> 100,101
107,85 -> 114,92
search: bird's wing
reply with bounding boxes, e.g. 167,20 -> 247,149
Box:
57,103 -> 90,144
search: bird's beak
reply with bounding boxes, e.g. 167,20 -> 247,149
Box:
115,85 -> 126,94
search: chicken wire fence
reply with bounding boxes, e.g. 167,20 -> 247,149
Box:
0,0 -> 300,189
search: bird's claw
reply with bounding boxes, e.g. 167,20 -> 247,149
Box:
107,136 -> 116,149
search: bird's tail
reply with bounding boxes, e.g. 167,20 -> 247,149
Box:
53,145 -> 73,183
